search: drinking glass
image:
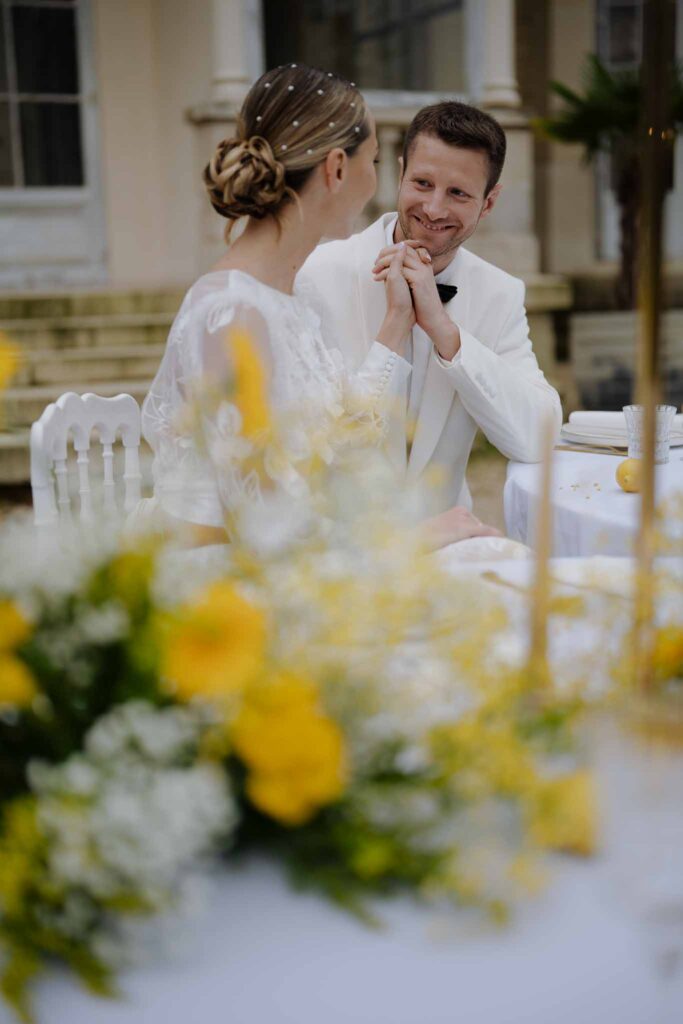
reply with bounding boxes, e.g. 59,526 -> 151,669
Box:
623,405 -> 677,463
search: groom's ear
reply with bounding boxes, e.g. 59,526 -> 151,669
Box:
480,183 -> 502,219
397,155 -> 404,186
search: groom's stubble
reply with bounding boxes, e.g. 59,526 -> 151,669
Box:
394,207 -> 485,272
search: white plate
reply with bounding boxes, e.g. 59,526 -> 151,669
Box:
560,424 -> 683,448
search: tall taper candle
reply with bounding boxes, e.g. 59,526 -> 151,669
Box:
528,416 -> 555,689
633,0 -> 675,692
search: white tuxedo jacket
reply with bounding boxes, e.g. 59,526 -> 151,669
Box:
299,213 -> 562,513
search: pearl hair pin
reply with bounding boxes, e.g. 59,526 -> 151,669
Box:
281,144 -> 287,151
256,116 -> 262,122
288,85 -> 294,91
293,120 -> 299,126
264,82 -> 271,88
329,122 -> 335,128
317,89 -> 324,95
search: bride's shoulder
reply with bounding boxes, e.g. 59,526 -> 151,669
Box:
182,269 -> 275,334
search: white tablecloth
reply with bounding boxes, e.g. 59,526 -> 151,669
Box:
504,450 -> 683,557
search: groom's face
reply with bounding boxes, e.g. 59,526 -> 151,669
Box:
396,134 -> 500,268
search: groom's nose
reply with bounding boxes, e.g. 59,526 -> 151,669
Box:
422,193 -> 449,221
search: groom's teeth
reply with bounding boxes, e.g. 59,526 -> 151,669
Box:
417,218 -> 450,232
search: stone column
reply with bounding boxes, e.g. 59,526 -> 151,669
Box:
375,125 -> 403,213
210,0 -> 264,104
477,0 -> 522,111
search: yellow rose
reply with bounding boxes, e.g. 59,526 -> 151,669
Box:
0,600 -> 31,653
162,582 -> 266,700
530,771 -> 597,857
653,626 -> 683,682
227,328 -> 271,440
232,672 -> 347,826
0,656 -> 36,709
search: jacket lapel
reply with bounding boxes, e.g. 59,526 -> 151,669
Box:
407,253 -> 467,481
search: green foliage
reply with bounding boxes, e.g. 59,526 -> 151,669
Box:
0,548 -> 165,803
534,56 -> 644,160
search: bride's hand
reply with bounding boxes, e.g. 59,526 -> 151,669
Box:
422,506 -> 503,551
375,247 -> 415,351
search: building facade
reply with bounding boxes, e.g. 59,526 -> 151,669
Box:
1,0 -> 681,293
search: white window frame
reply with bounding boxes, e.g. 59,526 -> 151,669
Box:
0,0 -> 106,288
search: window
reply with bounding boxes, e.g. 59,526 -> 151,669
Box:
596,0 -> 642,70
0,0 -> 84,188
263,0 -> 465,94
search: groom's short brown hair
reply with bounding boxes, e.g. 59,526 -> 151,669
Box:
402,102 -> 507,196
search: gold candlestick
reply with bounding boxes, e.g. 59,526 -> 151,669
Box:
632,0 -> 675,693
528,416 -> 555,689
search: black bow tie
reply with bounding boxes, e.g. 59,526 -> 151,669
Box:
436,283 -> 458,304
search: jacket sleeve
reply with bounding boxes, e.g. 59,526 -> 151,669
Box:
433,279 -> 562,462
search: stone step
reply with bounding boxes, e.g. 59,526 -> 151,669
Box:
13,344 -> 165,387
0,288 -> 186,321
0,427 -> 155,488
2,379 -> 152,428
1,312 -> 173,352
0,431 -> 30,485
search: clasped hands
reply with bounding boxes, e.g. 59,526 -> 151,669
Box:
372,241 -> 461,362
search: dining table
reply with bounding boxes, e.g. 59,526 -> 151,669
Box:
504,448 -> 683,557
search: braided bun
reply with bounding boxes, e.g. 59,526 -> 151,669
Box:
203,135 -> 290,225
203,65 -> 369,238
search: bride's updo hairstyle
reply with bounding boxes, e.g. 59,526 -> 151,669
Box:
203,64 -> 370,237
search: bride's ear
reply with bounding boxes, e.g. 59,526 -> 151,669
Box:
323,148 -> 347,193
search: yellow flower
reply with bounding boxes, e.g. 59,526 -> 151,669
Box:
232,672 -> 347,826
0,600 -> 35,708
530,771 -> 597,857
652,626 -> 683,682
227,328 -> 271,440
162,582 -> 266,700
0,333 -> 19,391
0,599 -> 31,652
0,656 -> 36,708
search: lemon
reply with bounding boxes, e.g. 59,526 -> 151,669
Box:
616,458 -> 642,493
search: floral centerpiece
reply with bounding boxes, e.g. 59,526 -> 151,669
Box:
0,333 -> 595,1023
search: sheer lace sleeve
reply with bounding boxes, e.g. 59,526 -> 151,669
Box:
141,273 -> 275,528
297,278 -> 411,424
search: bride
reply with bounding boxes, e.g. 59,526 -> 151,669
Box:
142,63 -> 501,549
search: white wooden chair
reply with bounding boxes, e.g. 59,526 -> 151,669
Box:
30,392 -> 143,527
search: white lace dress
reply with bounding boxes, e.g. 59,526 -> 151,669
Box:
141,269 -> 411,528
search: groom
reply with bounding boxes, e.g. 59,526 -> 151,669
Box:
299,101 -> 562,514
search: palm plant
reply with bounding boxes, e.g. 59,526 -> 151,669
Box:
535,55 -> 683,309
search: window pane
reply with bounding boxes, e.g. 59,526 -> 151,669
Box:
13,6 -> 79,94
607,4 -> 641,66
20,101 -> 83,185
266,0 -> 464,91
0,16 -> 8,92
0,102 -> 14,185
